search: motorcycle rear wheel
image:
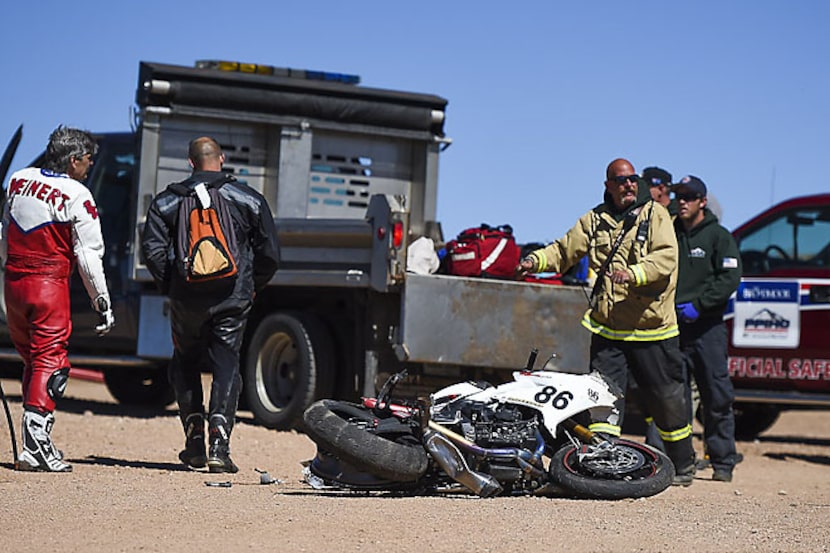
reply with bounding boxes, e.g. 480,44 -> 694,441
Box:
550,438 -> 674,500
303,399 -> 429,482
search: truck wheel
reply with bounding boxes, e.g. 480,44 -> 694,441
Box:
733,403 -> 780,440
102,366 -> 174,407
244,312 -> 334,430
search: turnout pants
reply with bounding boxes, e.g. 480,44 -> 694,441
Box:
590,334 -> 696,473
680,318 -> 737,471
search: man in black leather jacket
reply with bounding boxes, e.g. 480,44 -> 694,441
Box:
141,136 -> 279,473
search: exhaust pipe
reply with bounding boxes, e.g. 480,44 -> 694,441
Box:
423,430 -> 502,498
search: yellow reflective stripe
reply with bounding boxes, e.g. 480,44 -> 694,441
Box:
657,424 -> 693,442
631,265 -> 647,286
588,422 -> 621,437
581,314 -> 679,341
532,251 -> 547,272
644,417 -> 654,425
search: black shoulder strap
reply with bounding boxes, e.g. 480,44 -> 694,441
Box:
589,205 -> 643,306
167,174 -> 236,197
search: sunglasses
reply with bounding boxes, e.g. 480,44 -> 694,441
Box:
609,175 -> 639,185
676,193 -> 702,202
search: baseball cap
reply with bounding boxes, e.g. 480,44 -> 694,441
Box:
642,166 -> 672,187
675,175 -> 707,198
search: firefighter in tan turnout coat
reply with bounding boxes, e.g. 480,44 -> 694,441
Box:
518,157 -> 697,486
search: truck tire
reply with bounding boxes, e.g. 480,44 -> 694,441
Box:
102,366 -> 175,407
733,403 -> 780,440
244,312 -> 334,430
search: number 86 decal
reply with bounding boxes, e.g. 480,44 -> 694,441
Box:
534,386 -> 573,409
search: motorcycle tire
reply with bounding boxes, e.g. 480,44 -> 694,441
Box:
549,438 -> 674,500
303,399 -> 429,482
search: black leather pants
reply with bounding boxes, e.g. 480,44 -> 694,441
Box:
167,298 -> 252,430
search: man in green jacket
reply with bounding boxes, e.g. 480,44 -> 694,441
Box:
518,158 -> 696,485
674,175 -> 743,482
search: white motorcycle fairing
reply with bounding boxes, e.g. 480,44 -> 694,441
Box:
431,369 -> 620,439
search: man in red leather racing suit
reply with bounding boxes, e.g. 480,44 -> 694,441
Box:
0,126 -> 114,472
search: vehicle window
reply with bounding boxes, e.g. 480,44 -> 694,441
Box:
738,207 -> 830,275
84,134 -> 136,255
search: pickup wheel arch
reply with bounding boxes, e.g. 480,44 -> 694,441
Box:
243,311 -> 335,431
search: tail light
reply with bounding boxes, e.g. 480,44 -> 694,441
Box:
392,221 -> 404,249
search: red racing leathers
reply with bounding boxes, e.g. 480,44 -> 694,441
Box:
1,167 -> 110,413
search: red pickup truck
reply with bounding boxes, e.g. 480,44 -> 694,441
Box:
726,193 -> 830,438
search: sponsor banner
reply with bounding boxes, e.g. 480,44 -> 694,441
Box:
732,280 -> 800,348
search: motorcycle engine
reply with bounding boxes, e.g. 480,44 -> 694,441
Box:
461,403 -> 539,450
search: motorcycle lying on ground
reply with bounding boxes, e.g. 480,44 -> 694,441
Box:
302,350 -> 674,500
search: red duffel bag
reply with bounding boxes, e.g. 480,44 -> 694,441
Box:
445,224 -> 521,279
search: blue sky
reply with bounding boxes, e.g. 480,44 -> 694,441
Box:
2,1 -> 828,244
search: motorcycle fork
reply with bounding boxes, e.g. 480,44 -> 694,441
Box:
560,418 -> 604,446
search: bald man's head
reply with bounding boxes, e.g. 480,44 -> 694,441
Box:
188,137 -> 224,171
604,158 -> 639,210
606,158 -> 636,180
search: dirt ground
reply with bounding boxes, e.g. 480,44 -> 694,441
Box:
0,372 -> 829,553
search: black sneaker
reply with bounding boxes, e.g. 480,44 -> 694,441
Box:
207,443 -> 239,474
712,469 -> 733,482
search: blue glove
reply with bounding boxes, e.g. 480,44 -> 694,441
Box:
677,302 -> 700,323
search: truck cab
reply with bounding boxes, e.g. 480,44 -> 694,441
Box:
727,193 -> 830,437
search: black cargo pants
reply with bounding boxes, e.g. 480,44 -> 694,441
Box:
680,317 -> 738,472
590,334 -> 696,473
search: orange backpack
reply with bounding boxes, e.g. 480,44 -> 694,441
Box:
172,179 -> 239,283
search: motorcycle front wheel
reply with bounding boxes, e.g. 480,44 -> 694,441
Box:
550,438 -> 674,500
303,399 -> 429,482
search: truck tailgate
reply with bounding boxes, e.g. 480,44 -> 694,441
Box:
398,273 -> 591,372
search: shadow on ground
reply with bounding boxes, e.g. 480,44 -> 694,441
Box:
764,451 -> 830,467
72,455 -> 190,472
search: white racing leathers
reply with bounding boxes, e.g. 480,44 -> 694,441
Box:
1,167 -> 110,414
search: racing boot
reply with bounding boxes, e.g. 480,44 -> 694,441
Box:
178,413 -> 207,468
17,408 -> 72,472
207,414 -> 238,474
